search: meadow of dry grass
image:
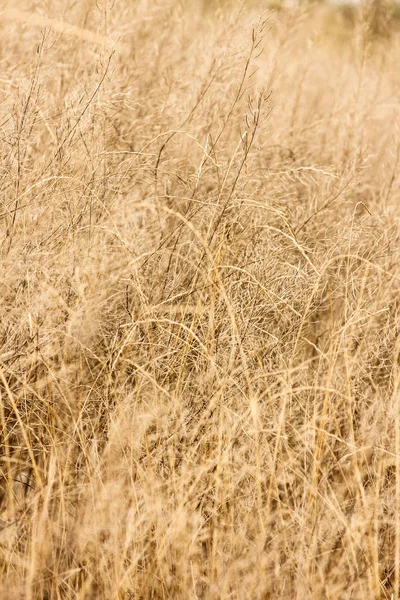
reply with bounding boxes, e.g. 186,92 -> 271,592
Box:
1,1 -> 400,598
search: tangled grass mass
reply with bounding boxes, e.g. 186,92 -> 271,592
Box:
1,1 -> 400,598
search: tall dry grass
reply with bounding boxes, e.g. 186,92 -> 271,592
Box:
0,1 -> 400,598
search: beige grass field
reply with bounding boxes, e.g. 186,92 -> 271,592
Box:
1,1 -> 400,598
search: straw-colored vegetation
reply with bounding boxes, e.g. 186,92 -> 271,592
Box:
1,1 -> 400,598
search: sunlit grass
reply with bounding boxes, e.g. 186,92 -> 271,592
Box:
0,1 -> 399,598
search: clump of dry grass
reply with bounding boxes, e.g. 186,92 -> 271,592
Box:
1,1 -> 400,598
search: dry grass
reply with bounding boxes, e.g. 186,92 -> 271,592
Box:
1,1 -> 400,598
